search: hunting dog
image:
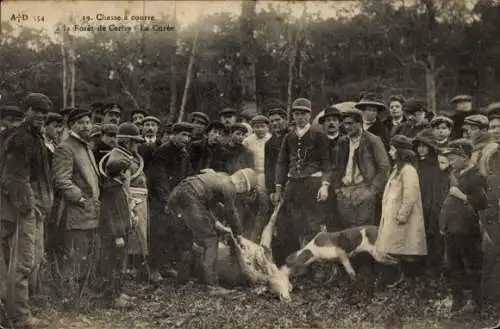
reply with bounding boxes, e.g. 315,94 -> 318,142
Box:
280,226 -> 399,281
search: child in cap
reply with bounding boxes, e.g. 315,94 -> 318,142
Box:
100,157 -> 135,309
439,139 -> 488,315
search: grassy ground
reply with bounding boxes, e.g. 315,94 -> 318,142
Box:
30,272 -> 498,329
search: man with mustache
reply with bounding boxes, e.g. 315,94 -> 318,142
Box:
52,108 -> 101,305
138,116 -> 161,171
189,112 -> 210,142
102,103 -> 122,125
148,122 -> 194,282
0,93 -> 54,329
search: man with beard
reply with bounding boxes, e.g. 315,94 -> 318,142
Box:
148,122 -> 194,282
190,121 -> 228,173
189,112 -> 210,142
130,109 -> 148,129
102,103 -> 122,125
318,105 -> 343,231
0,93 -> 54,329
43,113 -> 65,156
219,108 -> 238,126
272,98 -> 331,256
93,124 -> 118,166
356,93 -> 390,150
243,115 -> 272,188
138,116 -> 161,170
264,105 -> 288,194
225,123 -> 253,174
52,108 -> 101,304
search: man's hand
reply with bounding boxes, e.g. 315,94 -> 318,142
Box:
449,186 -> 467,201
116,237 -> 125,248
270,191 -> 282,206
317,185 -> 329,202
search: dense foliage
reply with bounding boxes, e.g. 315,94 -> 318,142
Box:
1,0 -> 500,121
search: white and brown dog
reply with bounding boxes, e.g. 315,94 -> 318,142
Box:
280,226 -> 399,281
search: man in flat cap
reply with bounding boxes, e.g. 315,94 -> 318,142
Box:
148,122 -> 194,282
190,121 -> 228,173
43,113 -> 65,154
138,116 -> 161,171
355,93 -> 391,150
0,105 -> 24,133
93,123 -> 118,166
102,103 -> 123,125
52,108 -> 101,302
0,93 -> 54,328
243,115 -> 272,188
487,102 -> 500,134
273,98 -> 331,259
225,123 -> 253,174
189,112 -> 210,142
461,114 -> 489,163
430,116 -> 454,147
450,94 -> 476,140
130,109 -> 149,129
219,108 -> 238,126
264,104 -> 288,195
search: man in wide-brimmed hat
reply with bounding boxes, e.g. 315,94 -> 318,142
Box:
272,98 -> 331,261
1,93 -> 54,328
52,107 -> 101,305
148,122 -> 195,282
355,93 -> 390,150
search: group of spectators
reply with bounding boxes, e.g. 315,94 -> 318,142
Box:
1,91 -> 500,328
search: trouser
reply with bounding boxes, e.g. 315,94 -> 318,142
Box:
168,182 -> 220,286
29,216 -> 45,295
283,177 -> 328,247
445,233 -> 483,304
101,234 -> 128,301
336,184 -> 376,227
1,214 -> 37,322
62,229 -> 100,299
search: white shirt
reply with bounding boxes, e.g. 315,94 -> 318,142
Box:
144,136 -> 157,144
243,132 -> 272,187
342,134 -> 364,186
295,123 -> 311,138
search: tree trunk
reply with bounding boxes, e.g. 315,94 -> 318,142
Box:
240,0 -> 257,109
69,47 -> 76,107
60,30 -> 67,108
178,29 -> 199,123
425,55 -> 437,114
286,25 -> 295,121
169,55 -> 178,122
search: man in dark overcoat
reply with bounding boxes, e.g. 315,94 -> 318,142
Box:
190,121 -> 228,173
0,93 -> 54,328
147,122 -> 194,281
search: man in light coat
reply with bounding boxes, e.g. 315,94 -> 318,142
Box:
52,108 -> 101,302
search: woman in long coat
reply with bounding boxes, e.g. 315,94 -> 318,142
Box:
376,135 -> 427,285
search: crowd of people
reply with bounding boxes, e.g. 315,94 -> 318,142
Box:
1,91 -> 500,329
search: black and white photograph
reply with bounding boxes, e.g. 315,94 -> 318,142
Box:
1,0 -> 500,328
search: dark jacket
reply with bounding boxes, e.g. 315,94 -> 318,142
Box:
225,144 -> 253,174
93,140 -> 113,168
366,120 -> 390,150
264,132 -> 286,193
100,177 -> 130,239
276,126 -> 332,186
0,123 -> 53,221
439,165 -> 487,235
331,131 -> 391,195
395,120 -> 431,138
138,140 -> 161,173
385,116 -> 408,137
148,141 -> 192,211
190,138 -> 227,173
450,110 -> 479,140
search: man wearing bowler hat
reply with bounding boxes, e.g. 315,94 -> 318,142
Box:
355,93 -> 391,150
148,122 -> 194,282
272,98 -> 331,256
52,107 -> 101,304
0,93 -> 54,328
